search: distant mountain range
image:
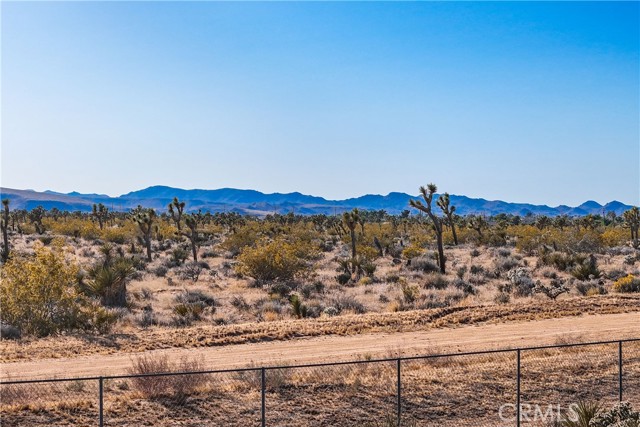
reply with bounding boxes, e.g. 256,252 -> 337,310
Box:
0,186 -> 634,217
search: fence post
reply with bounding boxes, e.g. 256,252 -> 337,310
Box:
397,358 -> 402,427
618,341 -> 623,402
516,349 -> 521,427
99,376 -> 104,427
261,368 -> 266,427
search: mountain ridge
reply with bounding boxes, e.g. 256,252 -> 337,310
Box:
0,186 -> 634,217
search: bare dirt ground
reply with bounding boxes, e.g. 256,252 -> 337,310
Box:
3,310 -> 638,381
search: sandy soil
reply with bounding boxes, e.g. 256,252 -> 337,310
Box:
3,311 -> 638,381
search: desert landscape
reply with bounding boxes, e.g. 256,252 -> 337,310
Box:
1,190 -> 640,425
2,1 -> 639,425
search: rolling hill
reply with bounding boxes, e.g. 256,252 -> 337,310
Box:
0,186 -> 633,217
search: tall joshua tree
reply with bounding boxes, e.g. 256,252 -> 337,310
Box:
410,184 -> 446,274
1,199 -> 10,262
436,192 -> 458,245
168,197 -> 185,232
133,207 -> 156,262
182,213 -> 201,262
92,203 -> 109,230
623,207 -> 640,248
342,208 -> 361,273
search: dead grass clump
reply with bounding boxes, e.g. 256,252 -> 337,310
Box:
128,354 -> 210,402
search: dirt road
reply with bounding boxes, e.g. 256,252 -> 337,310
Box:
3,311 -> 638,381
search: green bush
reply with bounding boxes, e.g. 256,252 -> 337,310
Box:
237,238 -> 317,283
0,244 -> 117,337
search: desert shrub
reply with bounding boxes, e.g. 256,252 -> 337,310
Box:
401,243 -> 425,260
533,279 -> 569,300
494,256 -> 520,272
172,291 -> 216,326
497,248 -> 511,257
169,247 -> 189,267
237,239 -> 316,283
201,249 -> 218,259
300,281 -> 324,299
589,401 -> 639,427
416,291 -> 464,309
152,265 -> 168,277
361,260 -> 377,277
606,268 -> 628,281
136,306 -> 157,328
408,256 -> 440,274
612,275 -> 640,293
230,295 -> 250,311
470,248 -> 481,257
455,266 -> 468,279
468,273 -> 488,285
571,255 -> 601,281
0,323 -> 22,340
469,264 -> 486,276
541,269 -> 558,279
256,299 -> 285,321
453,279 -> 476,295
575,280 -> 607,296
129,354 -> 208,402
494,292 -> 510,304
359,276 -> 373,286
335,272 -> 351,285
177,262 -> 203,282
385,273 -> 401,283
329,295 -> 366,314
289,294 -> 308,318
601,228 -> 629,247
0,244 -> 116,337
424,274 -> 449,290
400,283 -> 420,305
507,267 -> 535,297
268,282 -> 293,298
538,250 -> 586,271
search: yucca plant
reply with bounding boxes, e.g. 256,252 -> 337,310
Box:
557,401 -> 603,427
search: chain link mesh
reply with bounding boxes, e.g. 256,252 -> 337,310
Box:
1,340 -> 638,426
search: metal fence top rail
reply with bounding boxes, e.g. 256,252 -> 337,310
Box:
2,337 -> 638,386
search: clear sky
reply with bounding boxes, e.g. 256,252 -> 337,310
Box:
1,1 -> 638,206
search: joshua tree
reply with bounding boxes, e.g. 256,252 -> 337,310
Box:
182,213 -> 201,262
342,209 -> 361,273
1,199 -> 10,262
535,215 -> 551,230
436,193 -> 458,245
553,215 -> 571,231
467,214 -> 488,239
28,206 -> 46,234
133,207 -> 156,262
409,184 -> 446,274
92,203 -> 109,230
168,197 -> 186,232
579,214 -> 598,231
623,207 -> 640,248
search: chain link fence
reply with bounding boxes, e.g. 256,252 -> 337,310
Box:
1,338 -> 638,426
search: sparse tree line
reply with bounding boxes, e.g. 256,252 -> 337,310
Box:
0,186 -> 639,338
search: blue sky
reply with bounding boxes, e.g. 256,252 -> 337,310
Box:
1,1 -> 638,206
